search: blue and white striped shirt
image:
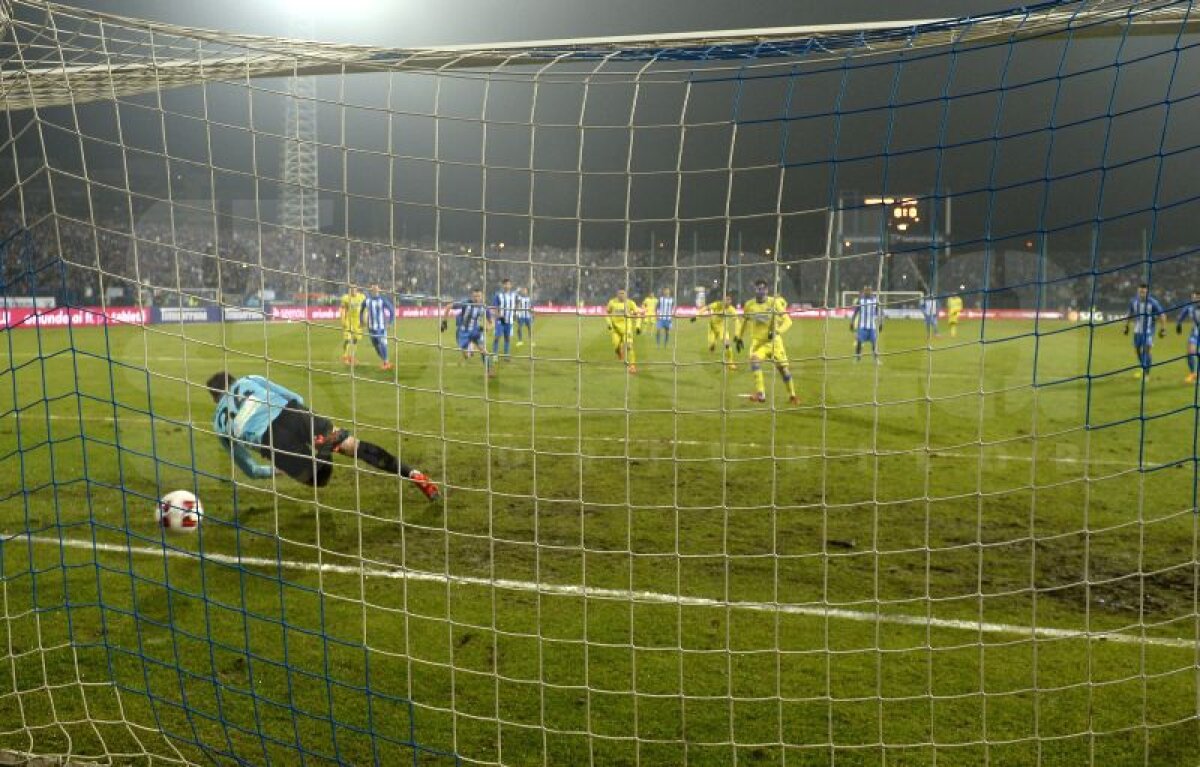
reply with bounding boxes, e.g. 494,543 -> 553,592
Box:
854,296 -> 882,331
657,296 -> 675,320
493,289 -> 518,324
921,296 -> 938,319
1128,295 -> 1164,335
516,294 -> 532,321
361,294 -> 395,333
459,302 -> 488,332
1177,303 -> 1200,334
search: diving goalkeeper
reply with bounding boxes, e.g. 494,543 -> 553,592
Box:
206,372 -> 440,500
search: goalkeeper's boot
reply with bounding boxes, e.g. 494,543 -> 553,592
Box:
628,364 -> 638,374
742,391 -> 767,403
789,395 -> 800,406
408,470 -> 440,502
381,361 -> 394,371
1187,373 -> 1197,384
341,354 -> 351,364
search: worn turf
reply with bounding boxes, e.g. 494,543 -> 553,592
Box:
1,314 -> 1197,766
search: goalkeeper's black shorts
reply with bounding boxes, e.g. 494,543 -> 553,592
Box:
260,400 -> 342,486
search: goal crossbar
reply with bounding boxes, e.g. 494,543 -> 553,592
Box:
2,0 -> 1195,111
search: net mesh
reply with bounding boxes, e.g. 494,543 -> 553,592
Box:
2,0 -> 1200,764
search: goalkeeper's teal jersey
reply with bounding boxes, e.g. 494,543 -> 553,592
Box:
212,375 -> 304,478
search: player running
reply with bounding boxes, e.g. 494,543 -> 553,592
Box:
921,294 -> 939,340
1124,282 -> 1166,380
206,371 -> 439,499
691,291 -> 739,369
515,286 -> 533,347
734,279 -> 799,404
655,287 -> 676,347
947,293 -> 964,337
360,284 -> 396,371
442,288 -> 494,376
1177,290 -> 1200,383
606,288 -> 643,374
491,278 -> 518,357
850,286 -> 883,364
339,285 -> 366,364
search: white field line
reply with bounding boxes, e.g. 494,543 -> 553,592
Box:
25,413 -> 1135,468
15,533 -> 1195,651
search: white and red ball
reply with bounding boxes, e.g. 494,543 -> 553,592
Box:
156,490 -> 203,533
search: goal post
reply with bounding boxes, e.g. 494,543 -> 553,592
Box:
3,1 -> 1200,765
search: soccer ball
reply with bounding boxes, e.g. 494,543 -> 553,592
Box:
156,490 -> 203,533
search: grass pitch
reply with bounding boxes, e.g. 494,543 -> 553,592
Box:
1,314 -> 1198,766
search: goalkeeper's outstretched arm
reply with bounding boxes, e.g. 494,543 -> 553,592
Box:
223,437 -> 274,479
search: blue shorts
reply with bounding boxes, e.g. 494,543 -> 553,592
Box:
1133,332 -> 1153,348
494,320 -> 512,338
925,315 -> 938,327
857,327 -> 878,344
460,328 -> 484,349
657,318 -> 672,330
518,316 -> 533,327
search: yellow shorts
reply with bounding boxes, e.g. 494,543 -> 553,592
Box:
610,329 -> 633,348
948,312 -> 961,325
707,325 -> 730,347
750,337 -> 788,365
342,326 -> 362,342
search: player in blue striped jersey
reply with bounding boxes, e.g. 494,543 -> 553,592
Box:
442,288 -> 495,376
850,286 -> 883,364
359,284 -> 396,371
515,287 -> 533,347
921,295 -> 940,340
1124,283 -> 1166,379
655,287 -> 676,347
491,278 -> 518,357
1175,289 -> 1200,383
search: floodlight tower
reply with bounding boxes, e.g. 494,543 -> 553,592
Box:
280,5 -> 319,235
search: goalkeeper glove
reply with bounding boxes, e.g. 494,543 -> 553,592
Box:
1123,325 -> 1130,335
734,337 -> 744,353
1177,325 -> 1183,335
767,331 -> 774,341
1159,326 -> 1166,338
440,320 -> 447,332
690,316 -> 698,323
636,326 -> 642,335
849,323 -> 855,333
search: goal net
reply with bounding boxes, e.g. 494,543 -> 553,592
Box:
2,0 -> 1200,764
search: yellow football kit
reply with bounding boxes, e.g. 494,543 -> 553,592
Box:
340,292 -> 365,342
606,297 -> 642,365
947,296 -> 964,337
737,295 -> 796,399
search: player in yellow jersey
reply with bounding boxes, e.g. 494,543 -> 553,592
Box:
642,292 -> 658,332
606,288 -> 643,374
691,291 -> 739,369
734,279 -> 798,404
339,285 -> 366,364
947,294 -> 964,337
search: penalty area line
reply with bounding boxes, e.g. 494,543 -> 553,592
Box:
15,533 -> 1195,651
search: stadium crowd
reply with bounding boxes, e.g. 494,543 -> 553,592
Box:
2,209 -> 1195,314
